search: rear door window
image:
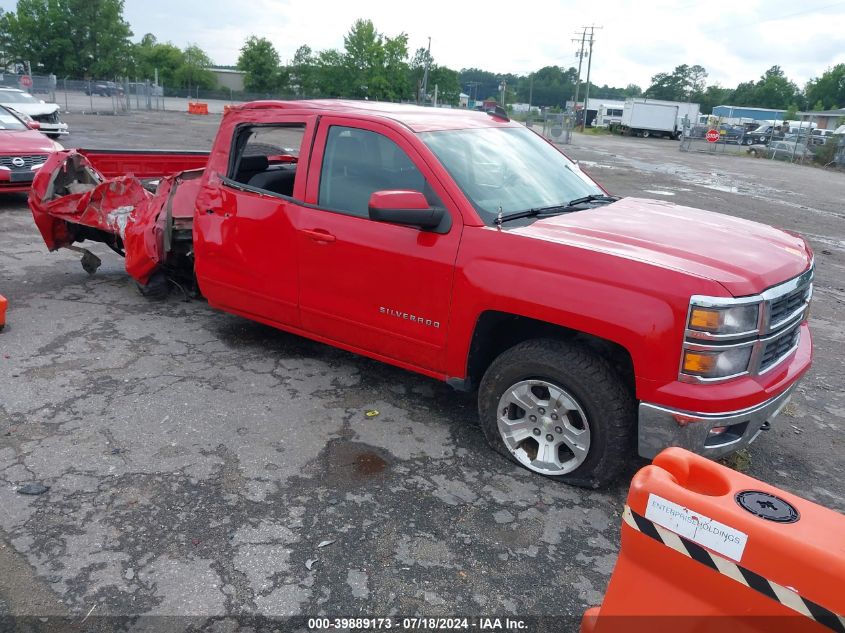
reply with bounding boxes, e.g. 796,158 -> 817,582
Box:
228,124 -> 306,198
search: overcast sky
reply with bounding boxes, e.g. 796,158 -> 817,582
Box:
4,0 -> 845,88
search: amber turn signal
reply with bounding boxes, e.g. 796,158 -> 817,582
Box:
689,307 -> 721,331
682,350 -> 718,375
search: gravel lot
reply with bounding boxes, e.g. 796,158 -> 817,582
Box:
1,111 -> 843,629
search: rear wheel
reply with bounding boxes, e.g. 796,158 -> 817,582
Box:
641,130 -> 650,139
478,339 -> 635,488
135,272 -> 170,301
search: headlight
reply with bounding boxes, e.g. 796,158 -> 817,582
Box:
687,302 -> 760,336
681,346 -> 753,379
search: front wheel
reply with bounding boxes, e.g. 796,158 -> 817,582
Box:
478,339 -> 635,488
641,130 -> 650,138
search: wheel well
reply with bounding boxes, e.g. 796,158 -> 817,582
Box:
464,311 -> 635,395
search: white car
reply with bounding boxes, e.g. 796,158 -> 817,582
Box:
0,87 -> 68,138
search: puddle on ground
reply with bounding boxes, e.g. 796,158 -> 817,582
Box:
307,441 -> 391,486
576,160 -> 619,170
355,451 -> 387,475
697,183 -> 740,194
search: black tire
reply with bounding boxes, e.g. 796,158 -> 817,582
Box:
641,130 -> 650,138
135,272 -> 170,301
478,338 -> 635,488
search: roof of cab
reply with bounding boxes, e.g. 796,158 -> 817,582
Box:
237,99 -> 517,133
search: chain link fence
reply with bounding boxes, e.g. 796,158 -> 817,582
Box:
539,112 -> 575,144
0,73 -> 317,115
678,116 -> 842,167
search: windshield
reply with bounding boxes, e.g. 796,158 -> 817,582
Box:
0,106 -> 28,130
0,90 -> 39,104
420,126 -> 603,224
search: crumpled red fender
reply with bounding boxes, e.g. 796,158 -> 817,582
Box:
28,150 -> 167,285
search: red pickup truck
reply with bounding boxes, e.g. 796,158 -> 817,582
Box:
28,100 -> 813,488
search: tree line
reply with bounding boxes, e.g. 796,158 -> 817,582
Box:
644,63 -> 845,115
0,0 -> 842,113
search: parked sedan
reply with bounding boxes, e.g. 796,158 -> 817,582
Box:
0,87 -> 69,138
747,140 -> 815,161
84,81 -> 123,97
0,104 -> 63,193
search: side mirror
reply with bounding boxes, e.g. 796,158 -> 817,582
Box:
27,120 -> 41,130
368,190 -> 443,229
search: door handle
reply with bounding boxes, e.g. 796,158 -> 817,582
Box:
301,229 -> 336,243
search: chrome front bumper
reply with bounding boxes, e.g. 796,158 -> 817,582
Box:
637,385 -> 796,459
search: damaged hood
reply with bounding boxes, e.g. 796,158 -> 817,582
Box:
0,101 -> 60,117
510,197 -> 812,296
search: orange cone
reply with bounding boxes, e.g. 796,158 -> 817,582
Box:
581,448 -> 845,633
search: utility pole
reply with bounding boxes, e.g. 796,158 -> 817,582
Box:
571,30 -> 587,115
528,73 -> 533,109
581,25 -> 600,130
466,81 -> 480,106
420,37 -> 431,105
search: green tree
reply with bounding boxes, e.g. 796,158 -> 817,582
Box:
341,19 -> 410,101
805,64 -> 845,110
238,36 -> 281,93
409,47 -> 432,103
175,44 -> 215,92
290,44 -> 318,96
645,64 -> 707,101
314,48 -> 348,97
730,80 -> 757,106
623,83 -> 643,97
408,47 -> 459,105
513,66 -> 577,108
0,0 -> 132,77
380,31 -> 410,101
784,104 -> 799,121
458,68 -> 501,104
694,84 -> 733,114
753,66 -> 801,110
131,34 -> 184,87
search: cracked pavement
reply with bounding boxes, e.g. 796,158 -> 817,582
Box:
0,113 -> 843,630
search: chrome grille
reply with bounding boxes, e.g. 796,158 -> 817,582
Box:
768,284 -> 811,328
762,266 -> 813,333
33,111 -> 60,124
759,323 -> 801,372
0,154 -> 48,169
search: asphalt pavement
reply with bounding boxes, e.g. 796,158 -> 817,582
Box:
0,112 -> 842,630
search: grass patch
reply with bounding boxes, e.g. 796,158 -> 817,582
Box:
720,449 -> 752,473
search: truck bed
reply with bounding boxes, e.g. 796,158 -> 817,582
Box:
28,148 -> 208,284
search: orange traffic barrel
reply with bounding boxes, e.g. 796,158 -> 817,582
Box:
581,447 -> 844,633
0,294 -> 6,329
